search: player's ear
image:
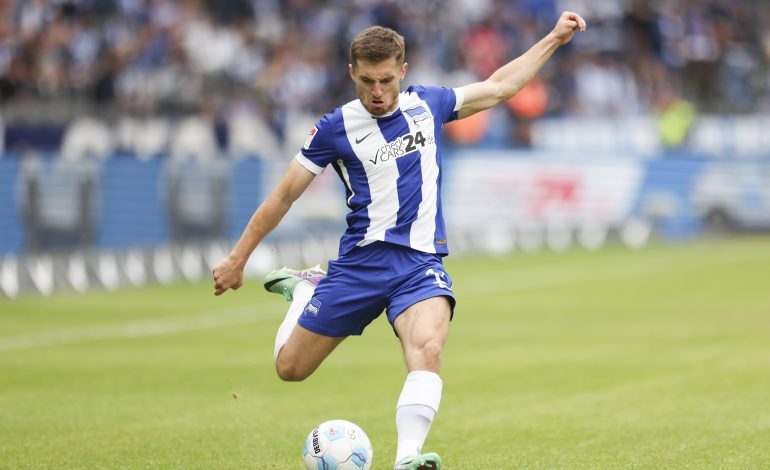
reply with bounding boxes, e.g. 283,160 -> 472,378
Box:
400,62 -> 408,80
348,63 -> 355,81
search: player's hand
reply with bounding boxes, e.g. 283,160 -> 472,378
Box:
212,256 -> 244,296
550,11 -> 587,46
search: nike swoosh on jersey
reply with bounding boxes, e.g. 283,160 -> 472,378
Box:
355,131 -> 374,144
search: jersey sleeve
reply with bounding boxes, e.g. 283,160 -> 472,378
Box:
295,112 -> 338,175
408,85 -> 463,124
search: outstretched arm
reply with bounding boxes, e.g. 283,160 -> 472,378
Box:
212,160 -> 316,295
458,11 -> 586,119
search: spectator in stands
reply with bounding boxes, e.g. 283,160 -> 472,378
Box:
0,0 -> 769,152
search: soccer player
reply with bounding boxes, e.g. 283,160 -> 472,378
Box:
213,12 -> 586,470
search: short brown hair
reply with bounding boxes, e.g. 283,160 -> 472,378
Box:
350,26 -> 405,68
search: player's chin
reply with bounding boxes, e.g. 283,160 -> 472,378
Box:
366,101 -> 388,115
366,107 -> 385,116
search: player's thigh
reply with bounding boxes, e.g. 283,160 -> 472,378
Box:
276,325 -> 345,381
393,296 -> 452,370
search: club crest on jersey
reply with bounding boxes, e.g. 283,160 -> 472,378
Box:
303,126 -> 318,149
404,106 -> 430,125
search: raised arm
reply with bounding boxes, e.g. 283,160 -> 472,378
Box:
212,160 -> 316,295
458,11 -> 586,120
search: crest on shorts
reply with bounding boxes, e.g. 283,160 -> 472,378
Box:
304,296 -> 321,316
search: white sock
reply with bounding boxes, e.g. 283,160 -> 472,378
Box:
395,371 -> 442,462
396,405 -> 435,461
273,282 -> 315,360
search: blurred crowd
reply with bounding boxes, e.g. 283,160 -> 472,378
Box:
1,0 -> 770,151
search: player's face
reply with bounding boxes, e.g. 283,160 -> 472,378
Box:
349,57 -> 407,116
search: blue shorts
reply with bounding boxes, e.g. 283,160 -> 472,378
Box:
297,242 -> 456,337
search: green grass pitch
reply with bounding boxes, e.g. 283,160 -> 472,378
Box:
2,237 -> 770,469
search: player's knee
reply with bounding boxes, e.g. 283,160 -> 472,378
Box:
275,356 -> 310,382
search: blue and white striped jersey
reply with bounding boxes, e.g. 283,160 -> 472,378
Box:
295,85 -> 464,256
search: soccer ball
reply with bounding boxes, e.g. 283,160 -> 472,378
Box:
303,419 -> 373,470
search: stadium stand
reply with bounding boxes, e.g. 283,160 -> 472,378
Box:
1,0 -> 770,297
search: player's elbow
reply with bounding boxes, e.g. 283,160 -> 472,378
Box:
478,78 -> 507,106
267,191 -> 294,211
483,80 -> 522,110
498,79 -> 527,104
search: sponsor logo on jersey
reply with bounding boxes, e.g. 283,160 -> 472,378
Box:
355,131 -> 374,144
370,130 -> 434,166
